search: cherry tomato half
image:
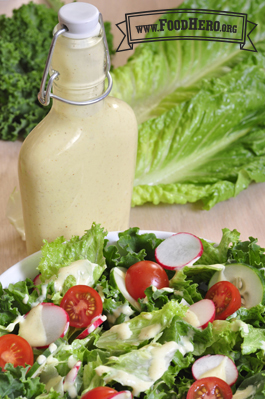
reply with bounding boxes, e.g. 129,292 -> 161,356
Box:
0,334 -> 34,371
80,386 -> 118,399
125,260 -> 169,300
205,281 -> 241,320
187,377 -> 233,399
60,285 -> 103,328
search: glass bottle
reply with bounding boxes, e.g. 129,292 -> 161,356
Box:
18,2 -> 138,255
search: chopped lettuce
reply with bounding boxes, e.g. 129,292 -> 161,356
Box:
104,227 -> 163,271
0,364 -> 45,399
1,227 -> 265,398
96,300 -> 187,354
95,341 -> 181,396
233,372 -> 265,398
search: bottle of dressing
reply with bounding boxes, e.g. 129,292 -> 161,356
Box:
18,2 -> 138,255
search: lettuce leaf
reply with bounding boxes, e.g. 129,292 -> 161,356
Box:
0,364 -> 45,399
104,227 -> 163,271
38,223 -> 107,281
95,341 -> 182,396
233,372 -> 265,398
111,0 -> 265,124
96,300 -> 187,354
132,54 -> 265,208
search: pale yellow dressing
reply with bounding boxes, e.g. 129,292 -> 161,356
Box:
19,32 -> 138,255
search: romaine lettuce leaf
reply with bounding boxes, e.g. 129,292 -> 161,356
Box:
111,0 -> 265,124
131,55 -> 265,208
233,372 -> 265,398
95,341 -> 181,396
96,300 -> 187,354
82,349 -> 110,391
38,223 -> 107,281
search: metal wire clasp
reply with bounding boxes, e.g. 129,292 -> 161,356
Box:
38,13 -> 113,106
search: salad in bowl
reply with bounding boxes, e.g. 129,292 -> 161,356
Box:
0,223 -> 264,399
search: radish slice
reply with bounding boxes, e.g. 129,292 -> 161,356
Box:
109,393 -> 133,399
192,355 -> 238,386
64,360 -> 82,395
184,299 -> 215,329
155,232 -> 203,270
33,274 -> 42,285
19,303 -> 69,348
76,315 -> 107,340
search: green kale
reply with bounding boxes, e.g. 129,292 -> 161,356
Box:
0,2 -> 114,141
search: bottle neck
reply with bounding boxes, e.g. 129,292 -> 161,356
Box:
50,32 -> 106,115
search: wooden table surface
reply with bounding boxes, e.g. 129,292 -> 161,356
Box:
1,0 -> 265,275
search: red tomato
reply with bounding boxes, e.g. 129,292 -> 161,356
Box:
205,281 -> 241,320
80,386 -> 118,399
0,334 -> 34,370
125,260 -> 169,300
60,285 -> 103,328
187,377 -> 233,399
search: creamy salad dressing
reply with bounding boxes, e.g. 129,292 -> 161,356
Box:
45,376 -> 64,395
107,303 -> 134,325
31,284 -> 48,308
22,294 -> 29,304
68,355 -> 79,369
175,335 -> 194,356
63,368 -> 78,398
142,312 -> 153,320
96,341 -> 179,396
148,342 -> 179,381
19,30 -> 138,255
138,323 -> 161,340
6,315 -> 25,332
199,356 -> 227,380
49,342 -> 58,353
19,304 -> 47,347
183,309 -> 201,328
230,320 -> 249,333
233,385 -> 256,399
37,355 -> 47,365
49,259 -> 98,292
111,322 -> 132,340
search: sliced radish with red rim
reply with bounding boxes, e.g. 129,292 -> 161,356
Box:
109,393 -> 133,399
155,232 -> 203,270
18,302 -> 69,348
76,315 -> 107,340
184,299 -> 215,329
64,360 -> 82,393
192,355 -> 238,386
80,386 -> 132,399
33,274 -> 42,286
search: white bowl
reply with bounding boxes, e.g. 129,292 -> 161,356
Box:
0,230 -> 174,288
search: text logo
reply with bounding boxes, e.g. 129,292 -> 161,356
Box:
116,9 -> 257,52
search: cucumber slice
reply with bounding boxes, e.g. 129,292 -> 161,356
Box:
27,338 -> 65,379
208,263 -> 264,309
110,267 -> 141,312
